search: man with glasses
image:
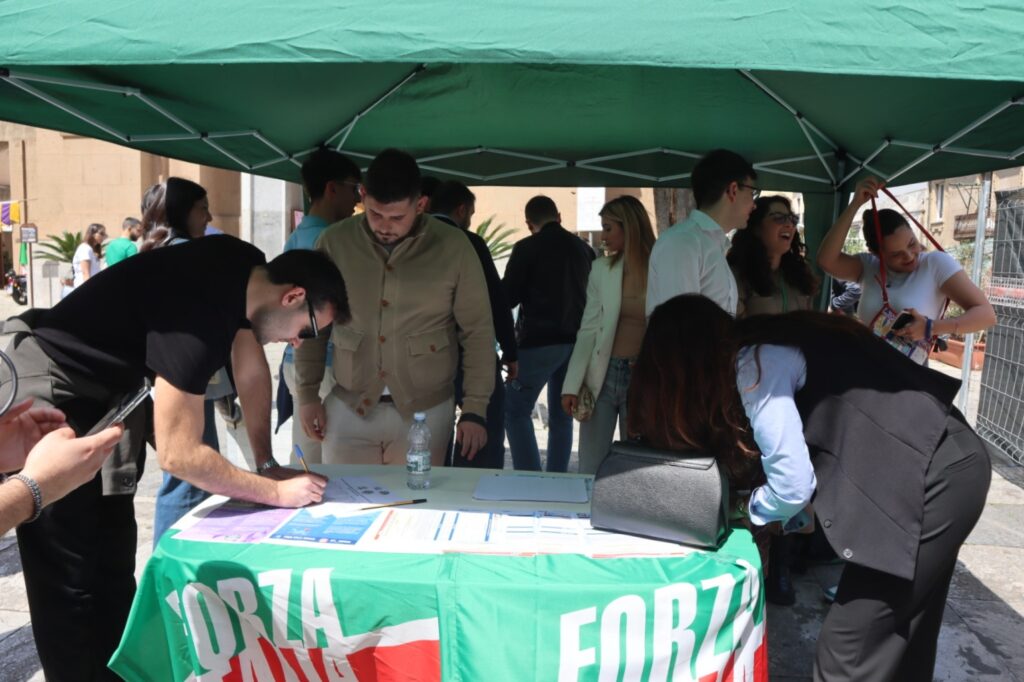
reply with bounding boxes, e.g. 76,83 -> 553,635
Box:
280,147 -> 363,466
646,148 -> 758,316
2,237 -> 348,681
294,149 -> 495,467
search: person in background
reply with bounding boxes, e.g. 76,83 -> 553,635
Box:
642,295 -> 990,681
280,148 -> 362,465
139,177 -> 210,251
0,397 -> 123,535
503,195 -> 594,472
561,196 -> 655,475
431,180 -> 517,469
147,178 -> 236,545
816,176 -> 995,349
727,194 -> 819,606
646,149 -> 758,317
105,217 -> 142,268
830,278 -> 862,316
72,223 -> 106,288
728,195 -> 819,317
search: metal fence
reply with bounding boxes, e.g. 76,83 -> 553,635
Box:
977,191 -> 1024,464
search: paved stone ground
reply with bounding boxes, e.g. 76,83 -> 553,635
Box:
0,290 -> 1021,680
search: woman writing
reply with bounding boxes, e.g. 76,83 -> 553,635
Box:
560,196 -> 656,474
817,176 -> 995,349
635,294 -> 990,681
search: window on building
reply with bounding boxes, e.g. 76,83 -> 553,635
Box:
935,183 -> 944,220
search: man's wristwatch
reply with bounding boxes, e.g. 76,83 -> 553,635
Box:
256,458 -> 280,475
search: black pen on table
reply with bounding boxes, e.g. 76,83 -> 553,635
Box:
360,499 -> 428,511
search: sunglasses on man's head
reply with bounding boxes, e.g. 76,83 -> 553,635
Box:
298,300 -> 319,340
767,212 -> 800,225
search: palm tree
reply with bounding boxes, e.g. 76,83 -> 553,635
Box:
34,231 -> 83,263
474,216 -> 516,261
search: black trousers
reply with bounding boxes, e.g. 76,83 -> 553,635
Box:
5,325 -> 144,681
448,356 -> 506,469
814,411 -> 992,681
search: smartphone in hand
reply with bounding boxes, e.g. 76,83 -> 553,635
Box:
891,311 -> 915,331
86,385 -> 151,436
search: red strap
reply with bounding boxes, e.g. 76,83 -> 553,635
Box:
869,197 -> 889,304
879,187 -> 946,253
870,188 -> 950,324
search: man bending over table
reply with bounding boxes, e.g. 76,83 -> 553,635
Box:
2,235 -> 349,681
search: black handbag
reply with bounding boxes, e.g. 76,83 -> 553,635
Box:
590,440 -> 730,550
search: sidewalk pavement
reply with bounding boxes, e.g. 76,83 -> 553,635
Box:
0,290 -> 1020,679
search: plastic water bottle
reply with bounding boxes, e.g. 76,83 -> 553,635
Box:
406,412 -> 431,490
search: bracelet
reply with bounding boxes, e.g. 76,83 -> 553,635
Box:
10,474 -> 43,523
256,458 -> 280,475
925,317 -> 934,340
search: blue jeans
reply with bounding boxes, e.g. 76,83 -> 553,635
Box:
153,399 -> 219,546
577,357 -> 633,475
505,343 -> 574,472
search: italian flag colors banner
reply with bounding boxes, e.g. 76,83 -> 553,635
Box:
110,528 -> 766,681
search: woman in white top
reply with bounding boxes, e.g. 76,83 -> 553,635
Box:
817,176 -> 995,345
71,223 -> 106,288
561,196 -> 656,474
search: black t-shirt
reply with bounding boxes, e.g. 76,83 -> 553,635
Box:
34,236 -> 265,395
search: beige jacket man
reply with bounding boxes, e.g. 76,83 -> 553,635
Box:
294,213 -> 495,462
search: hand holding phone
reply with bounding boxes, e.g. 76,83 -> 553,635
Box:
891,310 -> 915,331
86,385 -> 150,436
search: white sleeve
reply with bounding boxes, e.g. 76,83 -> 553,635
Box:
930,251 -> 963,288
736,345 -> 817,525
645,233 -> 701,318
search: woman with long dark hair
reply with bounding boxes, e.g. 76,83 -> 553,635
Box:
71,223 -> 106,287
727,195 -> 819,605
561,195 -> 656,474
728,195 -> 818,315
631,294 -> 990,681
139,177 -> 211,252
144,177 -> 226,546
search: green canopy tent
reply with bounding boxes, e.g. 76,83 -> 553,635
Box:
2,0 -> 1024,260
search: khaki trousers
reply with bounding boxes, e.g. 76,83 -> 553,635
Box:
322,392 -> 455,466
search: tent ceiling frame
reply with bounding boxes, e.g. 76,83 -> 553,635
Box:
1,65 -> 1021,187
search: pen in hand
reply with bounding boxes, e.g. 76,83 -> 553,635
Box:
294,444 -> 310,473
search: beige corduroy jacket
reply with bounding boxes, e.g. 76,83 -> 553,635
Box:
294,214 -> 495,421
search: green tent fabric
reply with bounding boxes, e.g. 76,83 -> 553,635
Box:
1,1 -> 1023,214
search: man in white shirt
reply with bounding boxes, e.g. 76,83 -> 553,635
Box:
646,149 -> 758,317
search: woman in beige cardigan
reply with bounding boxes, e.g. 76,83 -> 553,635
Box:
561,196 -> 656,474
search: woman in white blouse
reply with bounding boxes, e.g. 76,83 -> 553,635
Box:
71,223 -> 106,288
817,177 -> 995,346
561,196 -> 655,474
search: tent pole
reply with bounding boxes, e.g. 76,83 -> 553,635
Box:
890,140 -> 1012,161
959,171 -> 992,415
0,74 -> 127,141
753,166 -> 831,184
797,117 -> 836,183
327,64 -> 426,149
840,140 -> 890,185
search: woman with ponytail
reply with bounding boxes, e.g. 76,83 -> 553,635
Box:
816,176 -> 994,348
